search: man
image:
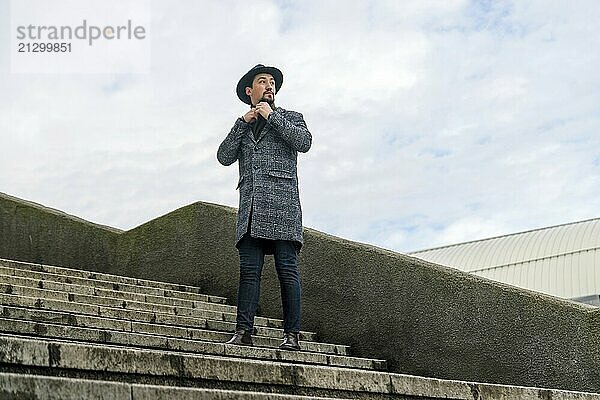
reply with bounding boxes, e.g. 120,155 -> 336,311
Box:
217,64 -> 312,351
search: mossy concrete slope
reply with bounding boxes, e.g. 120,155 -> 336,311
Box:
1,191 -> 599,393
0,192 -> 120,273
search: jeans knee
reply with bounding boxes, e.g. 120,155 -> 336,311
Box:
239,264 -> 262,281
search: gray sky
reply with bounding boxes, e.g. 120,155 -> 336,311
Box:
1,0 -> 599,253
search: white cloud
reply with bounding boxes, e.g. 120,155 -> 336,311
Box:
1,0 -> 599,253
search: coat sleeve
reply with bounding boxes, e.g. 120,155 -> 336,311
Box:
217,118 -> 249,166
267,110 -> 312,153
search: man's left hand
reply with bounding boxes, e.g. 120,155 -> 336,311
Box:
256,102 -> 273,119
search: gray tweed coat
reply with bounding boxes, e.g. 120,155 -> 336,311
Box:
217,107 -> 312,252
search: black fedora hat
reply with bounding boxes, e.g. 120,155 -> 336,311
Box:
236,64 -> 283,105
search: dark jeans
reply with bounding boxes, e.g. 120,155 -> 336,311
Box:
235,233 -> 301,334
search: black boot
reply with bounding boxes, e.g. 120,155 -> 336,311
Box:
279,332 -> 300,351
225,330 -> 253,346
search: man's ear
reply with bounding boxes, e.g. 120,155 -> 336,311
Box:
245,87 -> 252,96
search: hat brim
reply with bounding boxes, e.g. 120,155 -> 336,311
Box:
236,66 -> 283,105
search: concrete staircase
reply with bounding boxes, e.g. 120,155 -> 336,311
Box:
0,257 -> 598,399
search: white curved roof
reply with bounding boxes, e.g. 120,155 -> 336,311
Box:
409,218 -> 600,299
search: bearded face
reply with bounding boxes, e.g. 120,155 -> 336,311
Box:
247,73 -> 276,106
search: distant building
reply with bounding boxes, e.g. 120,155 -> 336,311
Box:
409,218 -> 600,306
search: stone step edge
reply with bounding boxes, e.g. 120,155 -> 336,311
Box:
0,292 -> 285,331
1,332 -> 381,376
0,373 -> 352,400
0,318 -> 386,371
0,307 -> 315,346
0,265 -> 223,304
0,304 -> 295,342
0,275 -> 317,341
0,301 -> 349,356
0,286 -> 317,340
0,282 -> 317,341
0,273 -> 233,312
0,276 -> 318,339
0,281 -> 236,317
1,335 -> 597,400
0,258 -> 227,302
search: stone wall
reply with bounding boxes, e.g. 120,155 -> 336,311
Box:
0,193 -> 120,273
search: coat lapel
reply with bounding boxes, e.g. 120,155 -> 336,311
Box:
256,124 -> 270,144
256,109 -> 280,144
249,108 -> 279,144
247,121 -> 271,144
246,128 -> 257,144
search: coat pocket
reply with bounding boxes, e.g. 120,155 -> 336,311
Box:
267,170 -> 294,179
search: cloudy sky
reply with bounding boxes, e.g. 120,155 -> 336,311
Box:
1,0 -> 599,253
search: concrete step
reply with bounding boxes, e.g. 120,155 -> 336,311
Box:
0,278 -> 238,314
0,258 -> 402,396
0,291 -> 286,331
0,296 -> 350,355
0,258 -> 227,303
0,304 -> 328,348
0,333 -> 438,397
2,334 -> 598,399
0,317 -> 385,370
0,283 -> 317,341
0,266 -> 225,304
0,264 -> 216,304
0,259 -> 335,334
0,373 -> 352,400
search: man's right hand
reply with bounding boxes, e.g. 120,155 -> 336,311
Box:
243,108 -> 258,123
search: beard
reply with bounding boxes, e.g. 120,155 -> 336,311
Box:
259,93 -> 275,105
